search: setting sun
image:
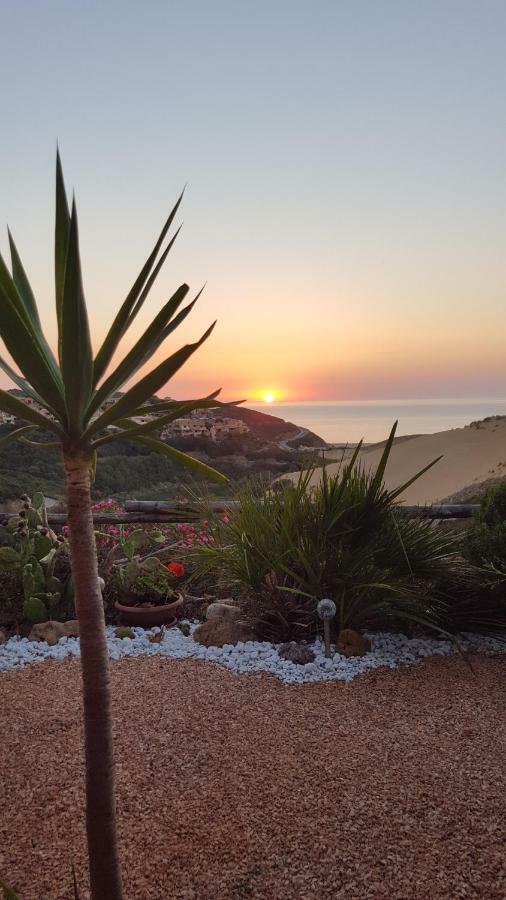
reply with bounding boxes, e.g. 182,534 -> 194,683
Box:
263,391 -> 275,403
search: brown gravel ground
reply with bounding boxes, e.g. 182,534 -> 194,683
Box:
1,655 -> 505,900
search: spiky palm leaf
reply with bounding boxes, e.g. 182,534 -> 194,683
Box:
0,151 -> 228,481
0,152 -> 231,900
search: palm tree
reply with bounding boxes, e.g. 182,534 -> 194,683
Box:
0,153 -> 227,900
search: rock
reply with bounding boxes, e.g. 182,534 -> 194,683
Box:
28,619 -> 79,646
304,662 -> 319,675
205,600 -> 240,622
193,619 -> 256,648
63,619 -> 79,637
335,629 -> 371,658
0,627 -> 8,645
114,626 -> 135,640
177,620 -> 191,637
278,641 -> 315,665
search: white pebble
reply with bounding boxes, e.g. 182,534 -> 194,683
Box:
1,624 -> 505,685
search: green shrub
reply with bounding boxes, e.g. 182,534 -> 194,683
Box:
460,482 -> 506,626
481,481 -> 506,526
191,425 -> 481,640
465,482 -> 506,568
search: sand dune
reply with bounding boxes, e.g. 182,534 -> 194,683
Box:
298,417 -> 506,505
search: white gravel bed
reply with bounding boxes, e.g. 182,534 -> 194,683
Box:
1,624 -> 505,683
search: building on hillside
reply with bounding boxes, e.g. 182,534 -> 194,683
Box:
160,415 -> 250,442
7,395 -> 54,422
160,418 -> 212,440
209,417 -> 250,441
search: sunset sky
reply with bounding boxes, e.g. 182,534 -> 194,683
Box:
2,1 -> 506,404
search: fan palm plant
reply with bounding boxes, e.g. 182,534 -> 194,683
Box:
190,424 -> 457,639
0,152 -> 228,900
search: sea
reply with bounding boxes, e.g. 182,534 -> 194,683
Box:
249,399 -> 506,444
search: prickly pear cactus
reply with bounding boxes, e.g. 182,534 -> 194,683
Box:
23,595 -> 49,624
0,492 -> 68,624
22,561 -> 46,598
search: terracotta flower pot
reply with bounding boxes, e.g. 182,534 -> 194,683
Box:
114,593 -> 183,628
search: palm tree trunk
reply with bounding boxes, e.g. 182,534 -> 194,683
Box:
64,451 -> 123,900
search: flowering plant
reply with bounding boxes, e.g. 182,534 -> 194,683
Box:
112,556 -> 183,607
89,499 -> 217,608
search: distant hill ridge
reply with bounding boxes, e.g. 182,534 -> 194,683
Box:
206,405 -> 325,447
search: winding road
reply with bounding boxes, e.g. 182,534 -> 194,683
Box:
278,427 -> 309,451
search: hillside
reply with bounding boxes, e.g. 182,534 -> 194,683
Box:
0,407 -> 325,505
285,416 -> 506,505
212,406 -> 324,447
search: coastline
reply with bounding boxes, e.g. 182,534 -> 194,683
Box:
249,398 -> 506,444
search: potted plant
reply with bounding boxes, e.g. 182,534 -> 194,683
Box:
98,524 -> 180,625
113,553 -> 185,627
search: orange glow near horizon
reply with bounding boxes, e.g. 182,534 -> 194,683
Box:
2,5 -> 506,410
1,233 -> 506,406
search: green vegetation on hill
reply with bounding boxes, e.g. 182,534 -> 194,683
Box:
0,426 -> 64,501
0,428 -> 208,503
0,423 -> 323,504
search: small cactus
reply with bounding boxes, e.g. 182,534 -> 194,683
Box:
114,626 -> 135,640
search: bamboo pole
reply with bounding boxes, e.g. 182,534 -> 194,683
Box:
0,512 -> 196,526
124,500 -> 480,519
124,499 -> 237,513
0,502 -> 480,527
401,504 -> 480,519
